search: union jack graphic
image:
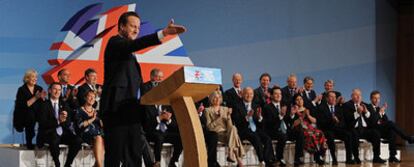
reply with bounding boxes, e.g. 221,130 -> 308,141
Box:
42,3 -> 193,85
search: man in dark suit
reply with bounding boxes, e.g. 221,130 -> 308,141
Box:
320,79 -> 344,105
317,91 -> 356,165
262,86 -> 288,166
231,87 -> 275,167
283,100 -> 306,166
141,68 -> 182,167
368,90 -> 414,163
58,69 -> 79,111
254,73 -> 272,108
281,74 -> 298,106
100,11 -> 186,166
343,89 -> 385,164
224,73 -> 243,109
300,76 -> 322,111
37,82 -> 82,167
76,68 -> 102,109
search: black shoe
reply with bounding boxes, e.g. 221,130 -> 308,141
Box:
373,157 -> 386,163
408,136 -> 414,144
277,159 -> 286,166
389,157 -> 401,163
354,158 -> 362,164
168,162 -> 178,167
294,160 -> 304,166
226,157 -> 235,163
26,144 -> 34,150
345,160 -> 355,164
314,155 -> 325,165
315,158 -> 325,165
332,160 -> 338,165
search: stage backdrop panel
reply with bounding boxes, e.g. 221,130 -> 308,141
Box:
0,0 -> 396,144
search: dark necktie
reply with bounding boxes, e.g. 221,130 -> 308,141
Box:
54,102 -> 63,136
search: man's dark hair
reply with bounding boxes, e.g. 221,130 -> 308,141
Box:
327,91 -> 337,97
259,73 -> 272,82
118,11 -> 140,31
303,76 -> 314,84
270,86 -> 282,95
57,69 -> 67,76
370,90 -> 381,99
48,82 -> 62,90
84,68 -> 96,77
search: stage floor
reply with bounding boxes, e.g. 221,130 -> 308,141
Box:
265,145 -> 414,167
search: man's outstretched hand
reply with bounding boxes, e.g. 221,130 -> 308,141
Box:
162,19 -> 187,36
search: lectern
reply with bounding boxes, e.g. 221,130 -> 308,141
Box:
140,66 -> 222,167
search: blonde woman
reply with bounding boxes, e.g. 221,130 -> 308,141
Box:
205,91 -> 245,167
13,69 -> 46,149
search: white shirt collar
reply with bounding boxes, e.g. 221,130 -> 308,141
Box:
50,99 -> 59,105
88,83 -> 95,90
233,87 -> 241,91
272,101 -> 280,107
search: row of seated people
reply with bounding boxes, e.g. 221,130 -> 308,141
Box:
196,72 -> 414,167
139,70 -> 414,167
12,68 -> 414,167
13,69 -> 104,167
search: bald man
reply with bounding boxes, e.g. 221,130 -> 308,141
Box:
224,73 -> 243,109
231,87 -> 275,167
342,89 -> 385,164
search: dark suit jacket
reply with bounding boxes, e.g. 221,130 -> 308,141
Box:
37,99 -> 73,143
140,81 -> 179,134
101,34 -> 161,117
284,108 -> 301,132
366,103 -> 389,129
13,84 -> 43,131
281,86 -> 296,107
342,100 -> 374,130
300,89 -> 317,111
143,104 -> 179,134
316,103 -> 346,131
231,101 -> 263,133
224,87 -> 242,109
60,84 -> 80,110
254,87 -> 272,108
262,103 -> 287,135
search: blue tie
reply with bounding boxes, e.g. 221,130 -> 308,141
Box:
246,104 -> 256,132
157,105 -> 167,133
54,102 -> 63,136
137,88 -> 141,100
62,86 -> 67,96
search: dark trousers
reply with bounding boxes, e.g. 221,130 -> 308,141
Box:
351,128 -> 382,159
147,131 -> 183,163
287,128 -> 305,161
239,129 -> 274,163
104,124 -> 147,167
44,132 -> 82,167
204,130 -> 219,167
24,123 -> 35,148
142,139 -> 155,167
323,128 -> 354,161
267,131 -> 287,160
377,121 -> 406,158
